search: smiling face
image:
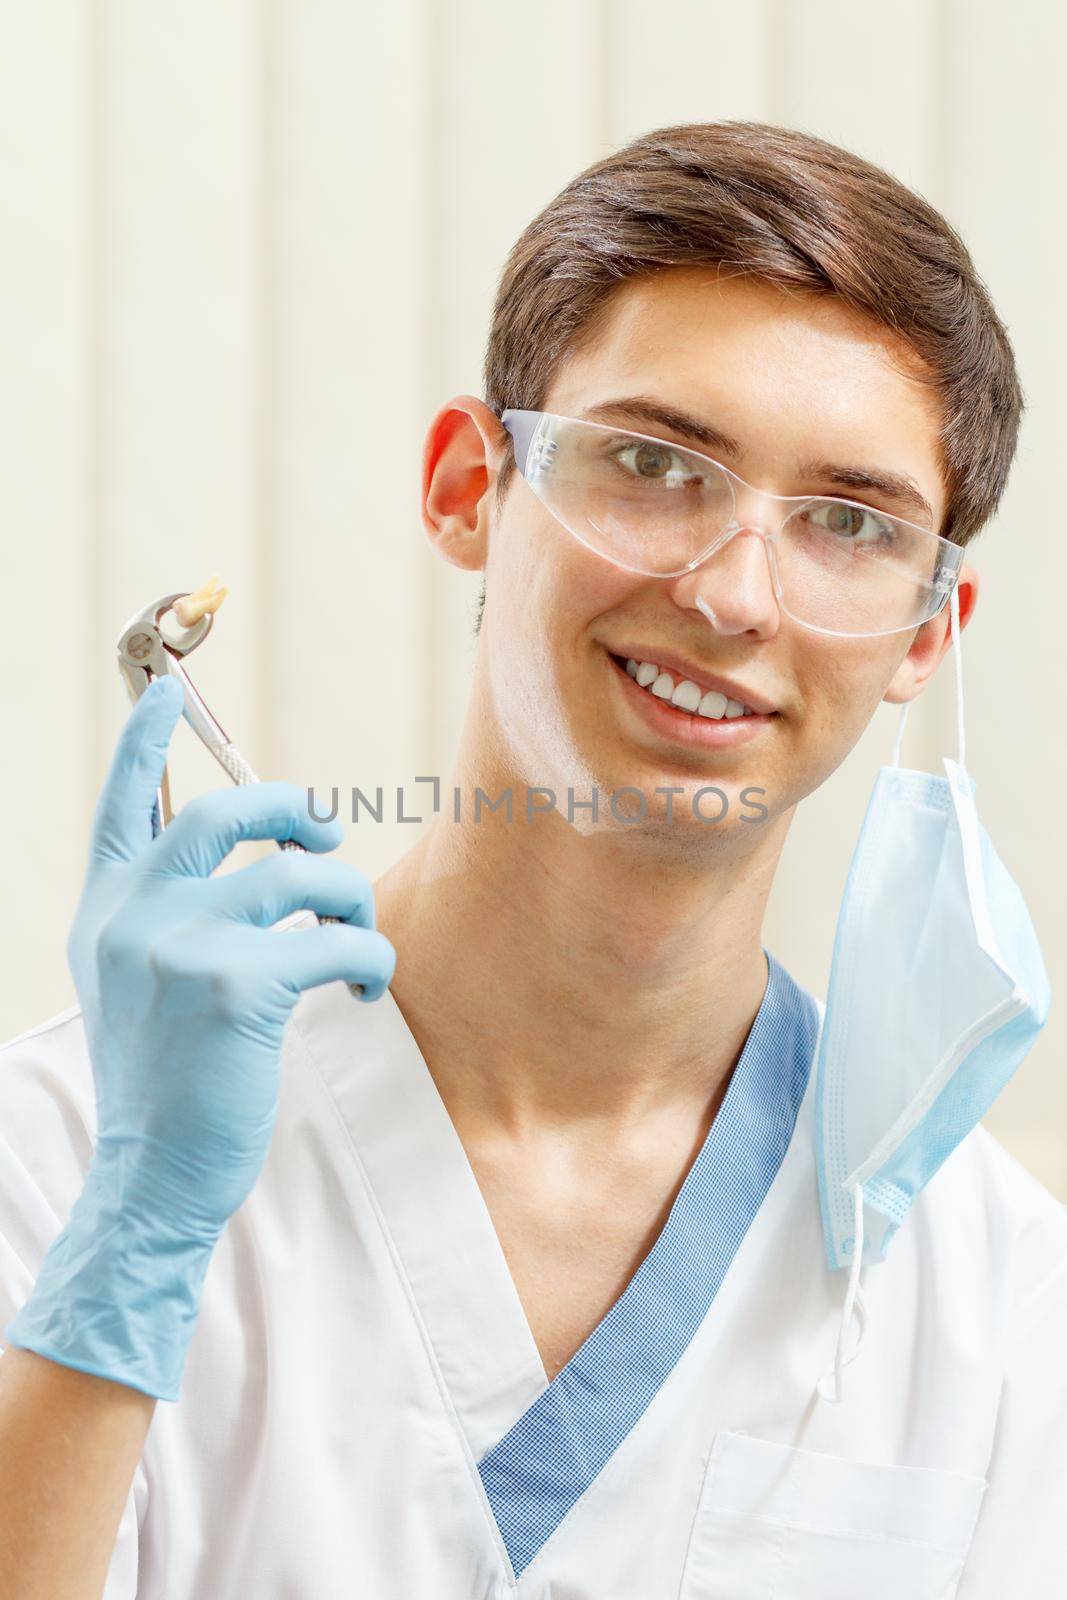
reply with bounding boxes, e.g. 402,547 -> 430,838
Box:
424,266 -> 976,848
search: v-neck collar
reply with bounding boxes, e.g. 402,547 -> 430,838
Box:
293,963 -> 550,1461
293,944 -> 820,1580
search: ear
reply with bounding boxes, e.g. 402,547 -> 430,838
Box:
421,396 -> 510,573
883,564 -> 979,704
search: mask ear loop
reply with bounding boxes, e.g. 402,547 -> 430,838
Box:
816,1182 -> 868,1403
949,582 -> 965,771
889,701 -> 909,769
888,582 -> 964,771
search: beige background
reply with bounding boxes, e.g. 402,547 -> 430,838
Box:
1,1 -> 1063,1196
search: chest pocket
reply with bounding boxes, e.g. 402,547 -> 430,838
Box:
680,1430 -> 987,1600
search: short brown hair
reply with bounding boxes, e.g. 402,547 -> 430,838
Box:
472,119 -> 1024,635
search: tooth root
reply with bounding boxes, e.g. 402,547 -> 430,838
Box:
724,698 -> 746,719
697,690 -> 728,719
635,661 -> 658,688
172,576 -> 228,628
650,672 -> 675,699
671,679 -> 702,712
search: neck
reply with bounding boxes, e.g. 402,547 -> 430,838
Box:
372,735 -> 795,1140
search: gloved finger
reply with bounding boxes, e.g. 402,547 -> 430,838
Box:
90,676 -> 186,866
260,922 -> 396,1001
210,852 -> 376,930
147,780 -> 344,880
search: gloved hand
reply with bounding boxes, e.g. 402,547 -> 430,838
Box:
4,673 -> 396,1400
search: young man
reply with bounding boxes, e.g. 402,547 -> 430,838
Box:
0,121 -> 1063,1598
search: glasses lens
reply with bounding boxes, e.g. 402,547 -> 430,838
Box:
523,415 -> 733,575
778,501 -> 957,633
517,414 -> 959,635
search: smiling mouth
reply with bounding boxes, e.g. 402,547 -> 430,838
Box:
607,653 -> 773,722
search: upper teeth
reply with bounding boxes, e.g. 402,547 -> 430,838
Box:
626,658 -> 752,719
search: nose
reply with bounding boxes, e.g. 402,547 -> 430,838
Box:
670,524 -> 781,638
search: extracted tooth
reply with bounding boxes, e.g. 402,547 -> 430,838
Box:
650,672 -> 675,699
671,679 -> 702,713
626,658 -> 638,677
172,575 -> 228,628
635,661 -> 658,688
158,576 -> 228,648
697,689 -> 728,719
724,698 -> 746,719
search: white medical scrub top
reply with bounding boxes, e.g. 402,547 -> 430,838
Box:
2,930 -> 1066,1598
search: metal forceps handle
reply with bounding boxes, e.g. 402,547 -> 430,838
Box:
116,592 -> 363,998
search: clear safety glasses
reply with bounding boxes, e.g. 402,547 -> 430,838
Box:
500,409 -> 963,638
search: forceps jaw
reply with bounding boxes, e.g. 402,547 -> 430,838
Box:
116,592 -> 232,829
117,593 -> 231,748
117,592 -> 212,687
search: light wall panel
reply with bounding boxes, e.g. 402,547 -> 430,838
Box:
0,5 -> 91,1028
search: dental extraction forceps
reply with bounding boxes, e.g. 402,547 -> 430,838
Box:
116,591 -> 364,997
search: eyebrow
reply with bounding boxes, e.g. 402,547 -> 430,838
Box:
579,395 -> 936,528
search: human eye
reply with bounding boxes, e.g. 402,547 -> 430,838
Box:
804,497 -> 899,547
604,433 -> 706,487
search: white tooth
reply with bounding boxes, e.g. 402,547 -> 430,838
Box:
697,689 -> 728,719
724,698 -> 746,719
650,672 -> 675,699
670,679 -> 702,712
635,661 -> 658,687
625,658 -> 638,677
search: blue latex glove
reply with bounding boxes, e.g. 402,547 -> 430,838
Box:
4,674 -> 396,1399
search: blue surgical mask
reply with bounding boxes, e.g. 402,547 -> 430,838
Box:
813,585 -> 1051,1401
